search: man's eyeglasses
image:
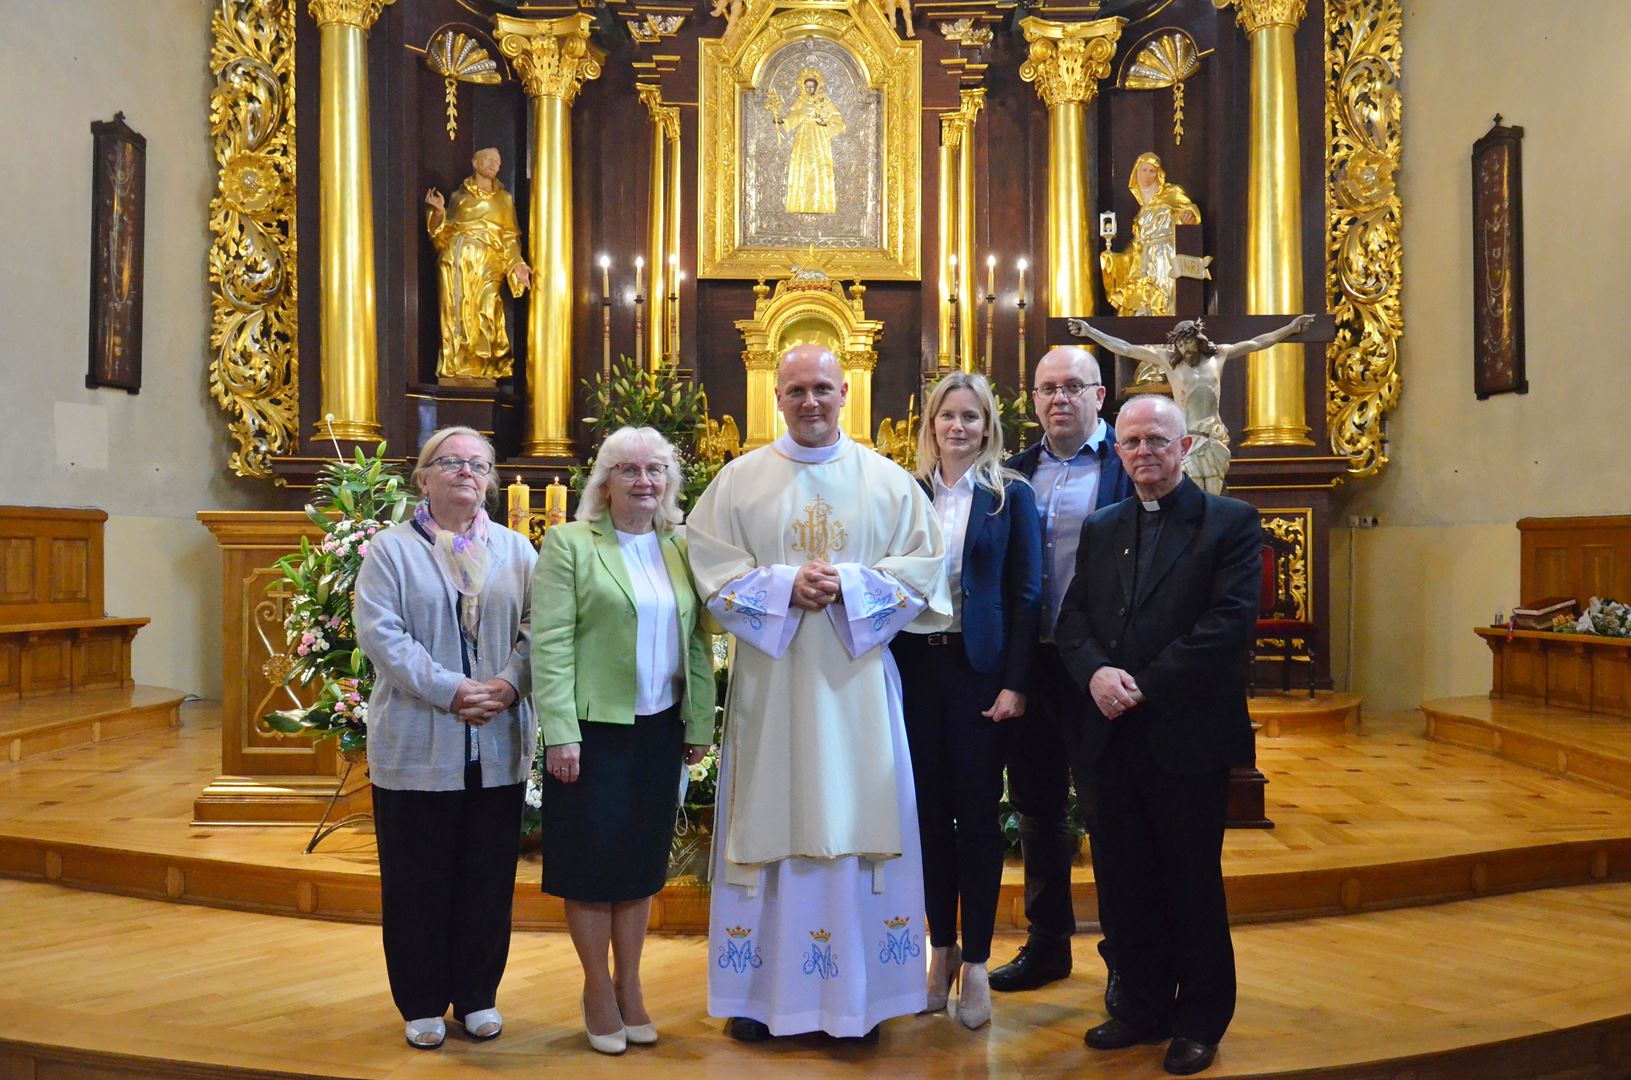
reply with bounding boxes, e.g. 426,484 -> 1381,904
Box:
1118,435 -> 1178,452
428,456 -> 493,477
1032,381 -> 1102,401
611,463 -> 668,482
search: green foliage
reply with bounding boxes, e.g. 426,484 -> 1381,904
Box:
997,385 -> 1040,453
578,355 -> 720,509
260,444 -> 414,755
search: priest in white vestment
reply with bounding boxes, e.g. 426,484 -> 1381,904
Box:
687,345 -> 951,1040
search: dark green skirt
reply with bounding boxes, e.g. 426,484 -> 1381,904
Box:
539,703 -> 684,902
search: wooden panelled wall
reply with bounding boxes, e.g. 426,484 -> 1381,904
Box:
1519,515 -> 1631,609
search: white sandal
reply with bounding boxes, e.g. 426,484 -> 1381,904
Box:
404,1016 -> 446,1049
458,1007 -> 503,1040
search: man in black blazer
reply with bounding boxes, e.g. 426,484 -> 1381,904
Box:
991,346 -> 1132,995
1054,394 -> 1260,1076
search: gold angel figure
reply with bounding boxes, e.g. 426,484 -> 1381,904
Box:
772,69 -> 846,215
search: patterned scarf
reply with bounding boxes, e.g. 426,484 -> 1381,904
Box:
414,500 -> 491,648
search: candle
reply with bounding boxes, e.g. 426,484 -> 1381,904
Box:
599,254 -> 610,297
507,475 -> 531,532
635,255 -> 644,296
544,475 -> 568,527
1017,257 -> 1027,302
986,253 -> 996,298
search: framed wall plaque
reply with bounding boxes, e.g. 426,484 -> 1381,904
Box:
87,112 -> 146,393
1471,117 -> 1525,399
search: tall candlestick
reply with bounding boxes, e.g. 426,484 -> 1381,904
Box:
600,255 -> 612,377
986,253 -> 996,300
669,269 -> 684,368
983,254 -> 996,377
634,255 -> 644,295
633,256 -> 645,364
1016,257 -> 1029,392
599,253 -> 610,297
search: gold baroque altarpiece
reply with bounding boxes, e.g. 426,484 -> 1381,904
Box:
1325,0 -> 1403,476
698,0 -> 922,280
209,0 -> 300,481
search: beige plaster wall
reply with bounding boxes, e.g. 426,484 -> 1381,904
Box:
1333,1 -> 1631,710
0,1 -> 261,696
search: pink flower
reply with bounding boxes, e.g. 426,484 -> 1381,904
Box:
358,541 -> 370,557
296,643 -> 309,656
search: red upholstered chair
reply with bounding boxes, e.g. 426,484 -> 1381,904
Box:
1249,533 -> 1317,698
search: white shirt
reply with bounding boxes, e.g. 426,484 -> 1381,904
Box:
617,529 -> 682,715
932,467 -> 975,633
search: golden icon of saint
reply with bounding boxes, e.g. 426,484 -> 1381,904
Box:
775,69 -> 846,215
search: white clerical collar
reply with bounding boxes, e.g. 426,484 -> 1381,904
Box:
1141,499 -> 1162,511
773,432 -> 850,463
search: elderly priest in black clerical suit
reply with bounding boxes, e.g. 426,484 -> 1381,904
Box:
1053,393 -> 1260,1076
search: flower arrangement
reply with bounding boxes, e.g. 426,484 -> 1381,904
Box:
1554,596 -> 1631,638
263,445 -> 413,756
578,355 -> 720,509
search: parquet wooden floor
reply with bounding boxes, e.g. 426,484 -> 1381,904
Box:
4,877 -> 1631,1079
6,704 -> 1631,928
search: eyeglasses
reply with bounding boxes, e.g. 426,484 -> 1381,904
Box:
611,463 -> 668,482
1118,435 -> 1178,452
1032,381 -> 1102,400
428,455 -> 493,477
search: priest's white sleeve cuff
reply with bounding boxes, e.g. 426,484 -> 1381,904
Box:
827,564 -> 925,659
708,565 -> 802,658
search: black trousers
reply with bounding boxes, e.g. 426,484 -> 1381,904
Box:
896,632 -> 1008,964
1093,726 -> 1235,1044
1004,644 -> 1114,966
372,763 -> 525,1022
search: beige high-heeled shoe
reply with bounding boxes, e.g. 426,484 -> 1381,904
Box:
925,944 -> 962,1012
957,961 -> 992,1030
581,997 -> 627,1055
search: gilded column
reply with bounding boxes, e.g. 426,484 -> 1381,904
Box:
637,85 -> 674,371
1020,16 -> 1123,324
308,0 -> 395,441
936,116 -> 959,369
497,14 -> 604,457
1220,0 -> 1313,446
956,89 -> 984,371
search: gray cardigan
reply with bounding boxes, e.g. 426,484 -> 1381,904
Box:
354,518 -> 537,791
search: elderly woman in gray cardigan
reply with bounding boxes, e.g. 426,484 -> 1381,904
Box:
354,425 -> 537,1051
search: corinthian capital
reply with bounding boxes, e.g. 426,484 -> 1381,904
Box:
495,13 -> 605,104
1214,0 -> 1307,34
1019,16 -> 1125,109
637,84 -> 680,141
307,0 -> 394,31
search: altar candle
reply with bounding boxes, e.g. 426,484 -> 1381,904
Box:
635,255 -> 644,296
507,475 -> 530,532
599,254 -> 610,297
1017,257 -> 1027,301
544,475 -> 568,526
986,253 -> 996,298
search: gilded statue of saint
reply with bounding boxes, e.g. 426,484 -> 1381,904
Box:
424,147 -> 532,381
1100,152 -> 1201,319
775,69 -> 846,215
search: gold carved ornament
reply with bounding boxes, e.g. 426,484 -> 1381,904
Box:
1122,32 -> 1201,145
1215,0 -> 1308,33
1260,511 -> 1311,622
423,30 -> 502,141
497,16 -> 604,104
209,0 -> 300,480
1019,20 -> 1121,108
1325,0 -> 1402,476
307,0 -> 393,30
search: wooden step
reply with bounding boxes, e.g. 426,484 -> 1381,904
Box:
0,685 -> 184,764
4,877 -> 1631,1079
1424,695 -> 1631,797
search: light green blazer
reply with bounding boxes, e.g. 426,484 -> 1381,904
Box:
530,517 -> 716,747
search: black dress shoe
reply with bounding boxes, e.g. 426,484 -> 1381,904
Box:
1084,1017 -> 1165,1050
988,943 -> 1072,992
1103,968 -> 1126,1016
726,1017 -> 771,1042
1163,1037 -> 1218,1075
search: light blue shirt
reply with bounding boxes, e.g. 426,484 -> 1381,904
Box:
1032,418 -> 1107,639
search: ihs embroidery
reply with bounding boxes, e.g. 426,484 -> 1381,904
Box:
790,495 -> 847,563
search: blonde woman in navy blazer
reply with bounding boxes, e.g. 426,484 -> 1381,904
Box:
893,372 -> 1042,1030
531,426 -> 716,1055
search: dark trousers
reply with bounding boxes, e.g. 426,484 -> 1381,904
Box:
1005,644 -> 1114,966
372,763 -> 525,1022
1093,726 -> 1235,1044
896,632 -> 1008,964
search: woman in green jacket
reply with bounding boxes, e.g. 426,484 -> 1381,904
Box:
531,426 -> 716,1055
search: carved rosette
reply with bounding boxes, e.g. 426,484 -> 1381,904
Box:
496,14 -> 604,104
1019,18 -> 1123,109
209,0 -> 300,480
1325,0 -> 1402,475
306,0 -> 393,31
1215,0 -> 1308,33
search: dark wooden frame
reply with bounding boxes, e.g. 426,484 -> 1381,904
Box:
1471,117 -> 1526,399
87,112 -> 146,394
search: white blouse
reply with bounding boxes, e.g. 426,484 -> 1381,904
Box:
617,529 -> 682,715
933,468 -> 975,633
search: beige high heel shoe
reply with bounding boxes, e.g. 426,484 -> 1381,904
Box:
581,997 -> 627,1055
925,944 -> 962,1012
957,961 -> 991,1029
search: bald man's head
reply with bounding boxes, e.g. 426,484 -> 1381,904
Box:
1114,393 -> 1191,499
776,345 -> 848,447
1031,346 -> 1106,453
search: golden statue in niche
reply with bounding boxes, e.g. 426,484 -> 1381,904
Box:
1100,152 -> 1200,318
424,147 -> 532,380
770,68 -> 847,214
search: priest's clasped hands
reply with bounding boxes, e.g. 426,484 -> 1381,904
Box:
792,560 -> 842,611
1089,666 -> 1144,720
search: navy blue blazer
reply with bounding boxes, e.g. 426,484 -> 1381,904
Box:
918,474 -> 1043,693
1005,423 -> 1133,511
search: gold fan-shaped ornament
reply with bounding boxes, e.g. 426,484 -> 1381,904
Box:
424,30 -> 502,140
1123,32 -> 1201,144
